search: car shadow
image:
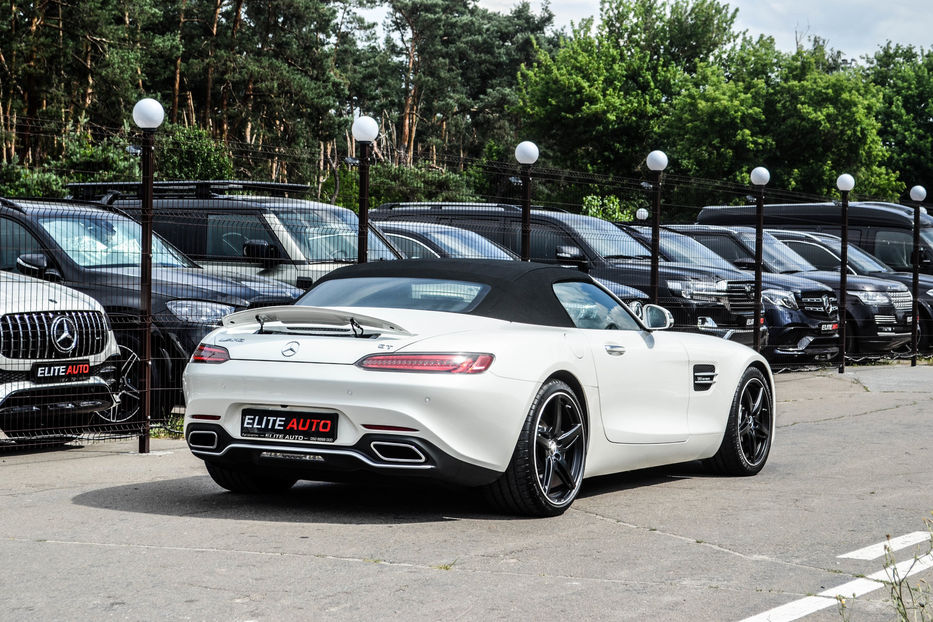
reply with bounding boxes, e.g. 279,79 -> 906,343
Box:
71,461 -> 715,524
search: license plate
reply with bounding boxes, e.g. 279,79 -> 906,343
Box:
745,318 -> 754,326
821,323 -> 836,333
241,408 -> 338,442
31,360 -> 91,383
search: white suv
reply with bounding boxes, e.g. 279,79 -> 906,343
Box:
1,271 -> 121,445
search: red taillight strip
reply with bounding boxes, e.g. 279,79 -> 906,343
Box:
357,353 -> 494,373
191,344 -> 230,364
362,424 -> 419,432
191,414 -> 222,421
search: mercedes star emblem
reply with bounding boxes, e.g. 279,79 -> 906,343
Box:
51,315 -> 78,354
281,341 -> 300,357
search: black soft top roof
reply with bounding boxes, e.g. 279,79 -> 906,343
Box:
314,259 -> 594,327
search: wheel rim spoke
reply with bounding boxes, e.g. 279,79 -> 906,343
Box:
539,457 -> 554,494
553,457 -> 576,491
557,423 -> 583,450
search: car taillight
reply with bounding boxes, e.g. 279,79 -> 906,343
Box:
357,353 -> 494,373
191,344 -> 230,364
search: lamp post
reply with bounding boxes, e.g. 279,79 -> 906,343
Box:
132,97 -> 164,454
836,173 -> 855,373
352,115 -> 379,264
515,141 -> 539,261
909,184 -> 926,367
750,166 -> 770,352
646,150 -> 668,304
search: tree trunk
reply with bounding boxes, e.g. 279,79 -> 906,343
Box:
204,0 -> 222,131
171,0 -> 188,124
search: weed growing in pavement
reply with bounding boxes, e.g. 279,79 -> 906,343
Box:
880,520 -> 932,622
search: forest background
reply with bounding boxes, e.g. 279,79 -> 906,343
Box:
2,0 -> 932,218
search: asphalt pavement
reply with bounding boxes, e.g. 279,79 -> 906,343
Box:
1,363 -> 932,621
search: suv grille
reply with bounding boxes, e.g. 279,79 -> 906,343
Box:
725,281 -> 756,313
0,311 -> 109,360
888,291 -> 913,311
800,292 -> 838,318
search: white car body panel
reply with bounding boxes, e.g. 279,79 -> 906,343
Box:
185,304 -> 774,478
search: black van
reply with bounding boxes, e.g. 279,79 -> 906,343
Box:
697,202 -> 933,274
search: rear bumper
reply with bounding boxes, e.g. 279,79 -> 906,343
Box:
186,423 -> 502,487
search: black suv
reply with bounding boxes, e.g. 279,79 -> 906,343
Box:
69,181 -> 401,290
697,202 -> 933,274
619,224 -> 839,364
0,197 -> 301,419
767,229 -> 933,351
371,203 -> 763,344
668,224 -> 913,354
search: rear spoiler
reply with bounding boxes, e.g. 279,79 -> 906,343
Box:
222,305 -> 411,335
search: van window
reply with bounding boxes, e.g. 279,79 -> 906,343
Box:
873,230 -> 913,270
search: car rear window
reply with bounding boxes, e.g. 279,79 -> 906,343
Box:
298,277 -> 490,313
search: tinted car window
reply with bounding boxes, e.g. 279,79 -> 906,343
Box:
385,234 -> 439,259
552,281 -> 640,331
300,277 -> 490,313
783,241 -> 840,271
206,213 -> 277,258
692,234 -> 748,262
0,217 -> 43,270
874,230 -> 913,270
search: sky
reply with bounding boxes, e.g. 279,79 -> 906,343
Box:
476,0 -> 933,60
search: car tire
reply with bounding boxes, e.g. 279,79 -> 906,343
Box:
484,379 -> 587,517
709,367 -> 773,476
111,330 -> 171,426
205,462 -> 298,494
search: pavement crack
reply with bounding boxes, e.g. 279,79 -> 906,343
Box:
778,400 -> 920,428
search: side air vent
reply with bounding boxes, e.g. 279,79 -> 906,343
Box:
693,364 -> 717,391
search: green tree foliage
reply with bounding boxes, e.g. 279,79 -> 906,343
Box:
156,125 -> 233,180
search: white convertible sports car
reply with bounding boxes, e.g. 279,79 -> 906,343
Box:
184,259 -> 774,516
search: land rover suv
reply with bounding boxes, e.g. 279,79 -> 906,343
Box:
371,203 -> 763,344
69,180 -> 402,290
0,196 -> 301,421
1,271 -> 122,444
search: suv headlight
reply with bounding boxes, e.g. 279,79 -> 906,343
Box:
166,300 -> 236,325
666,279 -> 722,302
762,289 -> 798,310
847,291 -> 890,306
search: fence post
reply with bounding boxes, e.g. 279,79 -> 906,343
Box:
646,150 -> 668,304
909,185 -> 927,366
836,174 -> 855,373
132,98 -> 164,454
750,167 -> 770,352
352,116 -> 379,264
515,141 -> 539,261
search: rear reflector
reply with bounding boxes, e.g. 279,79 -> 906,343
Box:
191,414 -> 222,421
191,344 -> 230,364
362,424 -> 419,432
357,353 -> 494,373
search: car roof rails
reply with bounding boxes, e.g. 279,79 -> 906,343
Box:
67,180 -> 311,204
375,201 -> 522,212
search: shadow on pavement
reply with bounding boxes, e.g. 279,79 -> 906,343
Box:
71,461 -> 712,524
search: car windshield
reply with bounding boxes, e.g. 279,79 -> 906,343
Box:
563,215 -> 651,260
38,213 -> 193,268
736,231 -> 817,273
656,230 -> 737,270
814,237 -> 893,273
299,277 -> 490,313
272,207 -> 396,262
420,227 -> 513,260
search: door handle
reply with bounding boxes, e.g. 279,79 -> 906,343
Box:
604,344 -> 626,356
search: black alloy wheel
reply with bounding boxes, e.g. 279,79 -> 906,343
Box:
709,367 -> 773,476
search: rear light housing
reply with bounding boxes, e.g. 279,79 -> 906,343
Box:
357,352 -> 494,374
191,344 -> 230,364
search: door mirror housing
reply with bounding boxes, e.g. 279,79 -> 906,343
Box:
732,257 -> 757,271
643,304 -> 674,330
555,245 -> 589,271
242,239 -> 282,268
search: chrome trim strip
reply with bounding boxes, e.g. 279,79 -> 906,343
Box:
191,442 -> 435,470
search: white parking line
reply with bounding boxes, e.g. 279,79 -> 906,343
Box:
739,551 -> 933,622
838,531 -> 931,560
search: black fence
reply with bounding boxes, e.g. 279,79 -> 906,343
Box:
1,149 -> 929,450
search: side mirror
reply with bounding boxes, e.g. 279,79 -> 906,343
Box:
243,239 -> 282,268
16,253 -> 48,278
643,304 -> 674,330
732,257 -> 757,270
555,245 -> 590,272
